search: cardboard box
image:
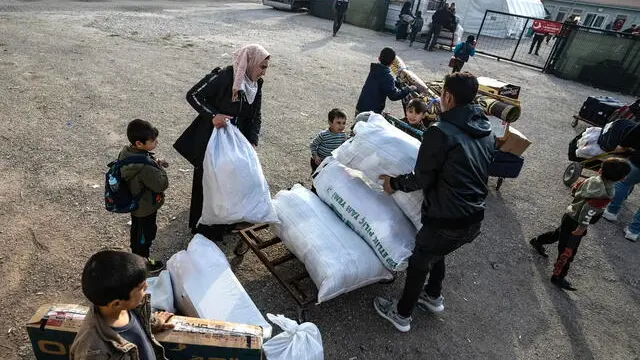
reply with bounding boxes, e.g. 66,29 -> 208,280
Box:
26,304 -> 263,360
477,77 -> 521,100
499,127 -> 531,156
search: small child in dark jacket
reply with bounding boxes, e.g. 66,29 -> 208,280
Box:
409,11 -> 424,47
120,119 -> 169,273
529,158 -> 630,290
355,47 -> 416,115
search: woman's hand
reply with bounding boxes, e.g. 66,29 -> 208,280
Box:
212,114 -> 232,129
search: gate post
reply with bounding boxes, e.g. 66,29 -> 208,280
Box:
476,10 -> 488,45
511,18 -> 529,61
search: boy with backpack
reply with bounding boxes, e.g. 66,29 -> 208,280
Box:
106,119 -> 169,273
529,158 -> 630,290
450,35 -> 476,73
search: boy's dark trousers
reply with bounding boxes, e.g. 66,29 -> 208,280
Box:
333,6 -> 347,35
310,157 -> 320,193
409,29 -> 420,45
130,212 -> 157,259
529,33 -> 545,55
423,24 -> 442,50
396,222 -> 480,317
534,214 -> 585,279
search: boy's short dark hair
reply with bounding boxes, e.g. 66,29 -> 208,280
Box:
600,158 -> 631,182
407,98 -> 429,114
443,72 -> 479,106
379,47 -> 397,67
127,119 -> 159,145
82,251 -> 148,306
328,108 -> 347,123
467,35 -> 475,43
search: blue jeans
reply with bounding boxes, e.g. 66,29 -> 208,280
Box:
607,162 -> 640,233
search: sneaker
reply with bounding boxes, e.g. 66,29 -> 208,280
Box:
529,238 -> 548,258
602,209 -> 618,222
624,227 -> 639,242
551,276 -> 576,291
147,259 -> 164,274
417,293 -> 445,313
373,297 -> 411,332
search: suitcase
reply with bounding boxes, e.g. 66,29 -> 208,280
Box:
488,151 -> 524,178
578,96 -> 623,127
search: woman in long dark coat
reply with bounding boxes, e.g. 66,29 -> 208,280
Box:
174,44 -> 270,241
396,1 -> 413,41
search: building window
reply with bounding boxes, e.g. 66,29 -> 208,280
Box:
555,7 -> 569,22
612,14 -> 628,31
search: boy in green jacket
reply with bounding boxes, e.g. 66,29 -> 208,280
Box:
530,158 -> 630,290
120,119 -> 169,273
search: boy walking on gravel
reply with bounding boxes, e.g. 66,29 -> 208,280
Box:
529,158 -> 630,290
120,119 -> 169,273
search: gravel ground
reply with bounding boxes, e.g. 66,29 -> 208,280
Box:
0,1 -> 639,359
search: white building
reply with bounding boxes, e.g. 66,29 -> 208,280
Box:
541,0 -> 640,30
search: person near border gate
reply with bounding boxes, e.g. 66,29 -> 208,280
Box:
528,27 -> 547,56
374,72 -> 495,332
424,3 -> 449,51
396,1 -> 414,41
408,11 -> 424,47
174,44 -> 270,243
332,0 -> 349,37
450,35 -> 475,73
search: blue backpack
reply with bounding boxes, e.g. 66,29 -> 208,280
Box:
104,156 -> 156,213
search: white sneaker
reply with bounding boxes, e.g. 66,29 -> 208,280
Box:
602,209 -> 618,222
417,293 -> 445,313
624,227 -> 638,242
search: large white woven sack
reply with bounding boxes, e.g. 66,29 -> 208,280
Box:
272,184 -> 392,303
313,158 -> 416,271
333,113 -> 423,229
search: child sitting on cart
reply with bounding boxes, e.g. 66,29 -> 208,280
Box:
530,158 -> 630,291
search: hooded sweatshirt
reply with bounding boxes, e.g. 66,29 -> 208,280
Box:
118,146 -> 169,218
567,175 -> 614,226
355,63 -> 410,114
391,104 -> 495,228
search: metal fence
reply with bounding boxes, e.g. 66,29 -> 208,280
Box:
474,10 -> 555,70
546,25 -> 640,96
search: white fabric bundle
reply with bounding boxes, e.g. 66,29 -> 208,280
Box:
272,184 -> 392,303
313,158 -> 416,271
576,127 -> 604,159
333,113 -> 423,229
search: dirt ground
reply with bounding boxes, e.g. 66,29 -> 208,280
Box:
0,1 -> 639,359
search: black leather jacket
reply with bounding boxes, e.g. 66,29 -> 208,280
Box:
391,104 -> 495,228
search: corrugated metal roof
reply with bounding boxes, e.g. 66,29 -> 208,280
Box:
546,0 -> 640,10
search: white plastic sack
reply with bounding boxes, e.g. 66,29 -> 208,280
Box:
200,121 -> 278,225
272,184 -> 392,303
263,314 -> 323,360
146,270 -> 175,313
313,158 -> 416,271
167,235 -> 272,338
454,24 -> 464,45
333,113 -> 423,230
576,127 -> 604,158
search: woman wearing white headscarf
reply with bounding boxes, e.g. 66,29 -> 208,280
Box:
174,44 -> 270,241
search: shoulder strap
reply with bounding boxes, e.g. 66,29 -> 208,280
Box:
115,155 -> 157,168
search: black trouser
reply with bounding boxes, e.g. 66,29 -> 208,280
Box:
189,165 -> 226,241
534,214 -> 585,279
409,29 -> 420,44
397,222 -> 481,317
396,22 -> 410,40
333,9 -> 346,35
310,157 -> 320,193
423,24 -> 442,50
451,59 -> 464,73
529,33 -> 545,54
130,211 -> 157,259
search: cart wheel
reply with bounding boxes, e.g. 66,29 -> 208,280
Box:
297,308 -> 308,323
233,241 -> 249,256
562,162 -> 582,186
496,177 -> 504,191
571,117 -> 579,127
